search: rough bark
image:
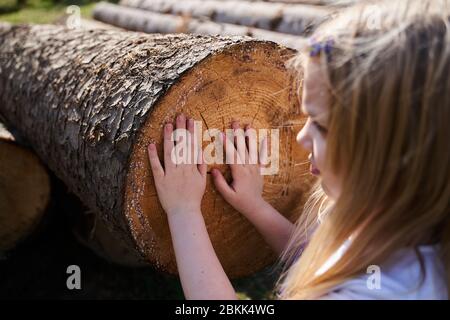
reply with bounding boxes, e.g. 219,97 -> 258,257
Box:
119,0 -> 332,36
0,122 -> 51,252
93,2 -> 307,50
210,0 -> 356,6
0,24 -> 314,277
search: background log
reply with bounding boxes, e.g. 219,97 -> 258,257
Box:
208,0 -> 357,6
93,2 -> 307,50
0,24 -> 313,277
119,0 -> 332,36
0,122 -> 51,252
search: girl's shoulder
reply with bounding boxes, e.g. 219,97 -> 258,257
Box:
320,244 -> 448,300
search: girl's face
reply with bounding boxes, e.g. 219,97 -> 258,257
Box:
296,58 -> 342,199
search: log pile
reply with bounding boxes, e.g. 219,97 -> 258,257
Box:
118,0 -> 332,36
213,0 -> 359,6
93,2 -> 307,50
91,0 -> 352,50
0,122 -> 51,252
0,24 -> 314,277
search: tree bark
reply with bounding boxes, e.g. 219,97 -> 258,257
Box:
0,24 -> 314,277
211,0 -> 356,6
93,2 -> 307,50
0,122 -> 51,252
119,0 -> 332,36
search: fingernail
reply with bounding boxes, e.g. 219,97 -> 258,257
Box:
165,123 -> 172,131
149,143 -> 155,150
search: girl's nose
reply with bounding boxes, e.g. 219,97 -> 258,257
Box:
296,122 -> 312,152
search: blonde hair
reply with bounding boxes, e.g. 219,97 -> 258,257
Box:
277,0 -> 450,299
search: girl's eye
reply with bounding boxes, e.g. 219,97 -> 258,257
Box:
312,121 -> 328,134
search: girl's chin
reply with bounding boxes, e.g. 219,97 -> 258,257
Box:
320,180 -> 338,200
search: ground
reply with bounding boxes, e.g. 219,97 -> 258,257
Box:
0,175 -> 281,299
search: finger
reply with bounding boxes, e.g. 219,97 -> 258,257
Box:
231,120 -> 240,143
231,120 -> 246,164
223,131 -> 238,166
187,117 -> 196,165
187,117 -> 195,134
259,135 -> 269,166
211,169 -> 235,200
176,113 -> 186,130
246,125 -> 258,164
197,148 -> 207,177
147,143 -> 164,178
173,114 -> 188,165
164,123 -> 176,169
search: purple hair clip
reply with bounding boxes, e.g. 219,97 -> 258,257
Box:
309,37 -> 334,58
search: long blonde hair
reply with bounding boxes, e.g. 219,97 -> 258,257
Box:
277,0 -> 450,299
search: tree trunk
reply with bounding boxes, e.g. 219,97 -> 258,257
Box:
0,122 -> 51,252
212,0 -> 355,6
119,0 -> 332,36
93,2 -> 307,50
0,24 -> 314,277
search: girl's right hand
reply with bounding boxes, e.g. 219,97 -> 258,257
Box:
211,121 -> 268,216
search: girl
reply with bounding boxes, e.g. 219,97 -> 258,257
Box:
147,0 -> 450,299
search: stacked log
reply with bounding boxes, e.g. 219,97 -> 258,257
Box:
212,0 -> 357,6
93,2 -> 307,50
119,0 -> 333,36
0,24 -> 313,277
0,122 -> 51,252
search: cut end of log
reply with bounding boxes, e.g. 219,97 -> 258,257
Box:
0,25 -> 314,277
124,40 -> 314,277
0,127 -> 50,252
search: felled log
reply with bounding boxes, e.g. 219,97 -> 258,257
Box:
211,0 -> 359,7
213,0 -> 356,6
119,0 -> 332,36
76,18 -> 125,31
93,2 -> 307,50
0,122 -> 51,252
0,24 -> 313,277
53,14 -> 126,31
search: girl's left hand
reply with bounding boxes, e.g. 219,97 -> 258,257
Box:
147,114 -> 207,216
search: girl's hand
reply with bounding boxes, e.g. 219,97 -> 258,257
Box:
147,115 -> 236,300
211,120 -> 268,216
147,114 -> 207,216
212,120 -> 294,254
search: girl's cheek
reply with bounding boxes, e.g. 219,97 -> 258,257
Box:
322,174 -> 342,200
314,136 -> 341,199
313,135 -> 326,171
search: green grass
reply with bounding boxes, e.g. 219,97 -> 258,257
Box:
0,0 -> 101,24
